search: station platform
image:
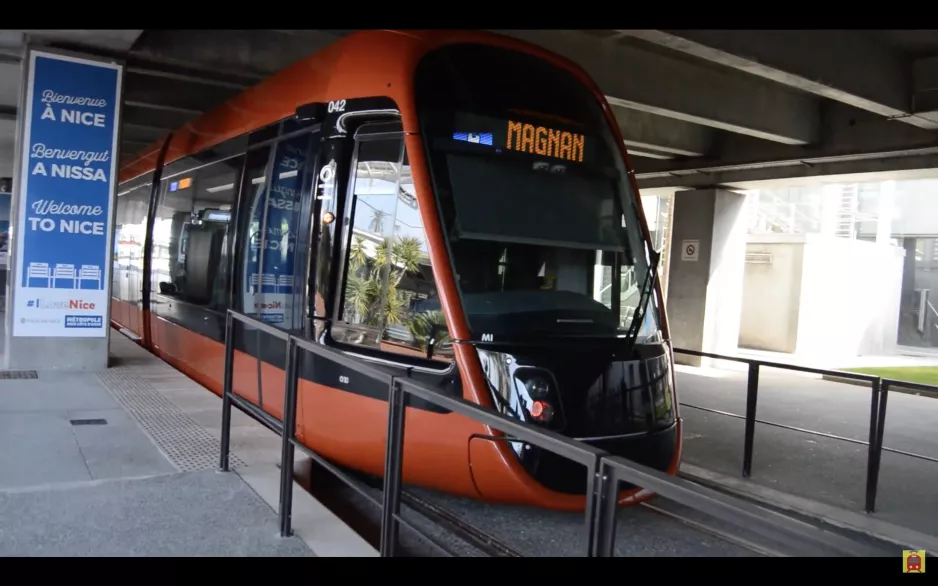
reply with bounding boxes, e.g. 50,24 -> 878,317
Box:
2,325 -> 929,557
674,361 -> 938,552
0,331 -> 375,557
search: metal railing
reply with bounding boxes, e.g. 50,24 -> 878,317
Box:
673,348 -> 938,514
218,309 -> 876,557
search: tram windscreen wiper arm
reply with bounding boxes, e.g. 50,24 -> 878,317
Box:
624,247 -> 661,353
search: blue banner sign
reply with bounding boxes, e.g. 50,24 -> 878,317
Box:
12,50 -> 122,338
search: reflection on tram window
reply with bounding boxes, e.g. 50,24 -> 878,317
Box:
239,146 -> 271,321
240,133 -> 316,331
151,155 -> 242,310
335,138 -> 452,364
424,148 -> 659,342
444,153 -> 648,333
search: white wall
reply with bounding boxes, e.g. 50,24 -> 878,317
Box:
795,234 -> 904,358
738,235 -> 805,353
738,234 -> 904,358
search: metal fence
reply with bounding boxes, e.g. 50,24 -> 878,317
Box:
218,309 -> 874,557
673,348 -> 938,514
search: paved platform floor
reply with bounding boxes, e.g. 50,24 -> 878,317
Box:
0,471 -> 311,557
676,365 -> 938,540
0,330 -> 373,557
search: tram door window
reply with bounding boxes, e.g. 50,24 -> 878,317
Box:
240,145 -> 273,323
150,156 -> 243,316
241,132 -> 318,332
334,136 -> 452,364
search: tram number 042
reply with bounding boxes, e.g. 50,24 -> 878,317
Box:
328,100 -> 347,113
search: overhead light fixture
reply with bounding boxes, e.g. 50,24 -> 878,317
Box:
206,183 -> 234,193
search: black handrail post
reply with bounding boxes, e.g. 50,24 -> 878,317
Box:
868,381 -> 890,514
742,362 -> 760,478
591,459 -> 619,557
380,377 -> 406,557
864,377 -> 882,513
219,310 -> 235,472
279,337 -> 299,537
584,457 -> 601,557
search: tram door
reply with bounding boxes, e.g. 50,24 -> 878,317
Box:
242,128 -> 320,415
325,122 -> 451,365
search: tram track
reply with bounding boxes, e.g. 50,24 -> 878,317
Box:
637,501 -> 784,557
294,455 -> 769,557
397,489 -> 524,557
292,447 -> 897,558
295,457 -> 521,557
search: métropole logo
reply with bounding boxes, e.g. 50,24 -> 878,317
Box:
27,299 -> 96,310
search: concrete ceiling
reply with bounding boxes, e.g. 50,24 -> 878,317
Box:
3,29 -> 938,191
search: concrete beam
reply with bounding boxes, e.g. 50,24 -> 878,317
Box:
122,105 -> 193,131
130,29 -> 342,79
121,122 -> 169,145
19,30 -> 144,52
127,66 -> 248,90
912,56 -> 938,125
123,75 -> 236,116
636,150 -> 938,190
614,107 -> 713,157
632,101 -> 938,188
618,30 -> 936,130
499,29 -> 820,145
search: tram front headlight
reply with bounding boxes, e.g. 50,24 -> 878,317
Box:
523,375 -> 550,400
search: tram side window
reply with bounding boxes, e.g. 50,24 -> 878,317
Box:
113,191 -> 127,298
151,155 -> 243,310
114,178 -> 152,307
335,138 -> 451,363
240,132 -> 317,331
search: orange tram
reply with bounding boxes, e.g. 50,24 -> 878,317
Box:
112,30 -> 682,511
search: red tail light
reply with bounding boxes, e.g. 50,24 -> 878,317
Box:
530,400 -> 554,423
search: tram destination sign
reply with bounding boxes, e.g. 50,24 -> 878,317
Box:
11,49 -> 123,338
505,120 -> 585,163
449,111 -> 597,166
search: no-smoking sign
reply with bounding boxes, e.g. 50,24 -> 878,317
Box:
681,239 -> 699,262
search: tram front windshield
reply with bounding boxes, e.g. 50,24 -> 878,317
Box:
414,43 -> 660,343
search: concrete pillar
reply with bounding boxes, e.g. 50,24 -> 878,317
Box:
665,188 -> 749,367
4,47 -> 124,371
901,237 -> 918,308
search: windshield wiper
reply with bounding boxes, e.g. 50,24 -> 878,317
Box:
623,247 -> 661,354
